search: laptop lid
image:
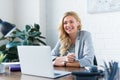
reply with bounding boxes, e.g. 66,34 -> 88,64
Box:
17,46 -> 70,78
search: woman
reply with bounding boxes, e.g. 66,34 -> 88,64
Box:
52,11 -> 94,67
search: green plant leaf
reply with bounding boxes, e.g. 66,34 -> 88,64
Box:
38,36 -> 46,39
4,47 -> 19,62
36,38 -> 46,45
13,32 -> 25,39
29,32 -> 41,37
16,28 -> 21,32
34,23 -> 40,30
0,44 -> 6,51
25,25 -> 31,32
0,23 -> 46,62
6,41 -> 21,48
22,40 -> 32,45
0,53 -> 7,64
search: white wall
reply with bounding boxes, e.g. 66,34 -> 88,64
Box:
14,0 -> 39,28
0,0 -> 14,22
0,0 -> 46,44
46,0 -> 120,65
14,0 -> 46,37
0,0 -> 14,45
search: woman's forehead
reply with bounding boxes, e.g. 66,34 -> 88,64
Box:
64,16 -> 76,21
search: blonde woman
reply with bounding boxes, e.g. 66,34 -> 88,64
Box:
52,11 -> 94,67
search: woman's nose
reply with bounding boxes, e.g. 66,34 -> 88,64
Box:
66,22 -> 71,26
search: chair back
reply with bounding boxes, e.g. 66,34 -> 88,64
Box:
94,56 -> 97,66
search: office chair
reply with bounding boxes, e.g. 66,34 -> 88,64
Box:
94,56 -> 98,66
0,19 -> 2,23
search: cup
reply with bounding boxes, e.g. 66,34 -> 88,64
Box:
0,64 -> 5,73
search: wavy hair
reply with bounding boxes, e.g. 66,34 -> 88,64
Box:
58,11 -> 82,56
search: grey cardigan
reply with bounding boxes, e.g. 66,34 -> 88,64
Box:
51,30 -> 94,67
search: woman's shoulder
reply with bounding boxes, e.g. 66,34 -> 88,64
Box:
78,30 -> 92,40
79,30 -> 91,36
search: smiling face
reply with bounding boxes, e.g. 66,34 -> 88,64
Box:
63,16 -> 80,35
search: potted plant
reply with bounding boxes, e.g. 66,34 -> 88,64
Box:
0,52 -> 6,73
0,23 -> 46,62
11,23 -> 46,45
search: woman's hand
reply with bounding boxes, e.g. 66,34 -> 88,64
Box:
66,53 -> 75,63
53,56 -> 66,67
53,53 -> 75,67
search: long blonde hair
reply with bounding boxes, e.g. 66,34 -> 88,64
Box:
58,11 -> 82,56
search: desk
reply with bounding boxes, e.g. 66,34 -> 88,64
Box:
0,67 -> 103,80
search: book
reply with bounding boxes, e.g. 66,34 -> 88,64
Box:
9,64 -> 21,72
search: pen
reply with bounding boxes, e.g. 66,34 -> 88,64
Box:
104,61 -> 110,75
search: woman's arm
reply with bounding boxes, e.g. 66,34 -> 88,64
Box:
53,56 -> 66,67
53,53 -> 80,67
53,56 -> 80,67
51,41 -> 61,60
66,60 -> 80,67
51,41 -> 67,67
78,31 -> 94,67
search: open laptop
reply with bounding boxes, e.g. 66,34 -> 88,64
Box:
17,46 -> 71,78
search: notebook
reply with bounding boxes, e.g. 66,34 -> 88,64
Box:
17,46 -> 71,78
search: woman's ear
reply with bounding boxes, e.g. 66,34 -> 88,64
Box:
77,21 -> 80,25
77,22 -> 80,29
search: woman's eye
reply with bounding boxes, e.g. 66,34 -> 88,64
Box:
64,20 -> 74,25
63,22 -> 67,24
70,21 -> 74,23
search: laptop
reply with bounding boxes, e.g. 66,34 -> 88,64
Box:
17,46 -> 71,78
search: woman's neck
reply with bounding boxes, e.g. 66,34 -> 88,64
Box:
69,31 -> 78,44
